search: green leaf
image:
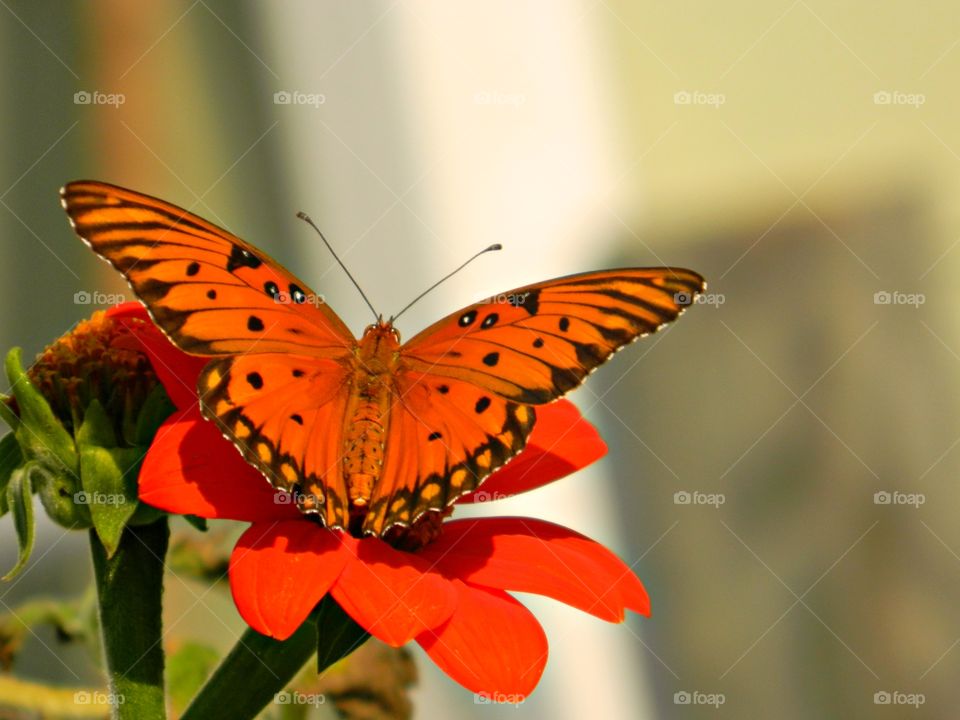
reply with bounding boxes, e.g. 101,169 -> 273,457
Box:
0,434 -> 23,516
134,384 -> 176,446
79,446 -> 142,558
3,465 -> 35,580
76,399 -> 117,449
315,594 -> 370,672
167,642 -> 220,715
4,348 -> 77,476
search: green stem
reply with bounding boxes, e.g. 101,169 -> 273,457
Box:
180,618 -> 317,720
90,518 -> 169,719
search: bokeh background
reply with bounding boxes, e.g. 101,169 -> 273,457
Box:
1,1 -> 959,718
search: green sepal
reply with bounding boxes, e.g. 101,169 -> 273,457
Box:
183,514 -> 208,532
36,459 -> 91,530
133,384 -> 176,446
79,446 -> 142,558
3,465 -> 35,580
0,434 -> 23,516
315,594 -> 370,673
76,399 -> 117,449
4,348 -> 77,477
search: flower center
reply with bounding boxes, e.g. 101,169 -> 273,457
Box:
346,505 -> 452,552
23,310 -> 160,436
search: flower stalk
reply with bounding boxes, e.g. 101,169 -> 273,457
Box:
90,518 -> 169,720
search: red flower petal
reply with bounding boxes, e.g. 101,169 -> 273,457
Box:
417,582 -> 547,698
229,521 -> 351,639
330,538 -> 457,647
139,408 -> 300,522
420,517 -> 650,622
457,399 -> 606,503
106,302 -> 208,410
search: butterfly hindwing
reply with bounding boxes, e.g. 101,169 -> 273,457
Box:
400,268 -> 705,403
363,373 -> 536,535
198,354 -> 353,530
61,180 -> 354,357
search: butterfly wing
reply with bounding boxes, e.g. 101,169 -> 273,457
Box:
362,374 -> 535,536
60,180 -> 355,356
197,354 -> 354,530
400,268 -> 705,403
362,268 -> 704,534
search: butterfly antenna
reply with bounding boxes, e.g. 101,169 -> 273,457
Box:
296,212 -> 379,321
391,243 -> 502,323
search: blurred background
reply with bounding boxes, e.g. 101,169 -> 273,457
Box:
1,1 -> 959,717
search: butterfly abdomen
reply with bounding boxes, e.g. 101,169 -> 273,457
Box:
343,324 -> 402,511
343,393 -> 388,507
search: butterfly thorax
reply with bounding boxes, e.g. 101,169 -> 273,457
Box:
343,323 -> 402,512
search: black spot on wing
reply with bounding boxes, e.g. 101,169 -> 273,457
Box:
515,289 -> 539,315
226,243 -> 263,272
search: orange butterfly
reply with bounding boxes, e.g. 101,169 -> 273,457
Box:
61,181 -> 704,537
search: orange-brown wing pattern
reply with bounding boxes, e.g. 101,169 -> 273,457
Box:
400,268 -> 705,403
61,180 -> 355,357
198,354 -> 353,530
362,373 -> 536,535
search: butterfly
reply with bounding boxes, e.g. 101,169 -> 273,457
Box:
61,181 -> 705,537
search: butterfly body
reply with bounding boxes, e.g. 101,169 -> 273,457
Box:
342,322 -> 401,509
61,180 -> 705,537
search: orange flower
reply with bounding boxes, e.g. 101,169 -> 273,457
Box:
109,302 -> 650,698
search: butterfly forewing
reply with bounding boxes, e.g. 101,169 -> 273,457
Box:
400,268 -> 705,404
60,181 -> 355,357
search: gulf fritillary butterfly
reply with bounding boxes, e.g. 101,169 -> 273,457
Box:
61,181 -> 705,537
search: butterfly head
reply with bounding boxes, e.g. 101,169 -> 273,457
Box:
362,317 -> 401,343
